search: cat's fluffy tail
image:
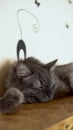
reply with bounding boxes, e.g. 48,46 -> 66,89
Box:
0,59 -> 15,97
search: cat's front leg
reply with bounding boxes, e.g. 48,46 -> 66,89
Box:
0,88 -> 24,114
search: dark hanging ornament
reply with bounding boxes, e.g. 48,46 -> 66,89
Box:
68,0 -> 72,4
17,39 -> 26,61
35,0 -> 40,7
16,9 -> 40,61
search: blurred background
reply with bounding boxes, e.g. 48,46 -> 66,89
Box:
0,0 -> 73,64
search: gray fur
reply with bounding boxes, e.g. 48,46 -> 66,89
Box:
0,57 -> 73,114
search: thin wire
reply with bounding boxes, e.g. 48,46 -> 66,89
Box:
17,9 -> 40,39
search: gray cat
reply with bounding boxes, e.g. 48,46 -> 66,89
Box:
0,57 -> 73,114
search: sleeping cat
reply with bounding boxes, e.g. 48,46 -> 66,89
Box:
0,57 -> 73,114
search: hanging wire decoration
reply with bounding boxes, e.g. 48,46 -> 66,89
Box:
17,9 -> 40,38
68,0 -> 72,4
16,9 -> 40,61
65,22 -> 69,29
35,0 -> 40,7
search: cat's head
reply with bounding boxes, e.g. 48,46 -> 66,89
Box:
6,57 -> 58,103
15,58 -> 58,77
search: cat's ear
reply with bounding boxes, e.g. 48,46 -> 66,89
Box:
16,63 -> 31,78
45,59 -> 58,71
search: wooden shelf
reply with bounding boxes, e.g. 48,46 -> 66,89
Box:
0,96 -> 73,130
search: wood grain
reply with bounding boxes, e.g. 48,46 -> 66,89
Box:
46,116 -> 73,130
0,96 -> 73,130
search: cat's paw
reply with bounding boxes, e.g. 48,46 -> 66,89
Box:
0,88 -> 24,114
0,97 -> 14,114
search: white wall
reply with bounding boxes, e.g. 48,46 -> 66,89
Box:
0,0 -> 73,64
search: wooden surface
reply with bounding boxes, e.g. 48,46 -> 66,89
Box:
46,116 -> 73,130
0,97 -> 73,130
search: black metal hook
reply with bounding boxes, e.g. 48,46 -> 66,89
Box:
17,39 -> 26,61
16,9 -> 40,61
